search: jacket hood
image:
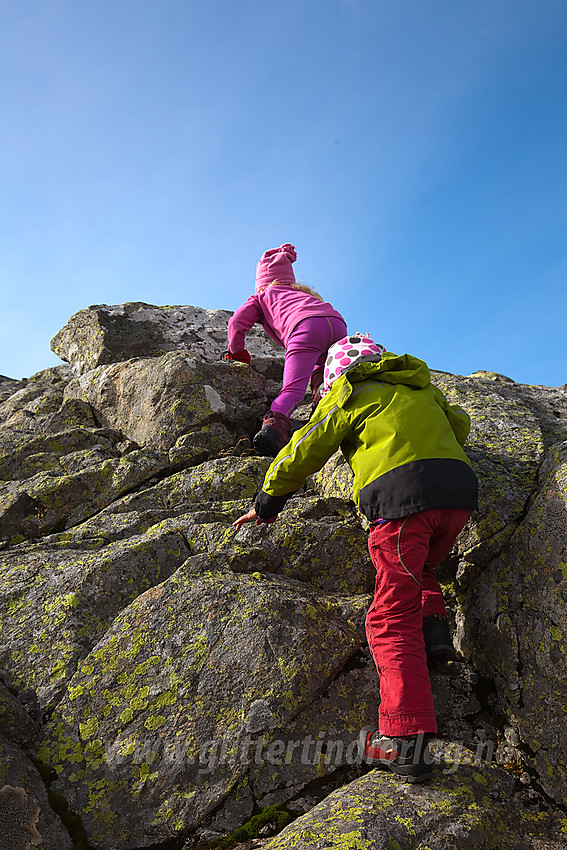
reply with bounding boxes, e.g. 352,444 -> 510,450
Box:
323,333 -> 386,394
346,352 -> 431,389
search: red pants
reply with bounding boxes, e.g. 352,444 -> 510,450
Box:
366,508 -> 471,737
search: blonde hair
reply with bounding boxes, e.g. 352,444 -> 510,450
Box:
263,280 -> 324,302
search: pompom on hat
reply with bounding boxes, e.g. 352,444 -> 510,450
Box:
255,243 -> 297,293
323,333 -> 386,394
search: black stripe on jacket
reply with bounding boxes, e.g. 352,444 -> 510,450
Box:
358,457 -> 478,521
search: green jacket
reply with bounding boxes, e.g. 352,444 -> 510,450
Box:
255,352 -> 478,521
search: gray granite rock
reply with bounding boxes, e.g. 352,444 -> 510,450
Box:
0,733 -> 73,850
50,302 -> 285,378
63,350 -> 269,451
39,558 -> 363,849
259,740 -> 566,850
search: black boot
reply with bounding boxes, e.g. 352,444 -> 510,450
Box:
422,614 -> 458,667
360,729 -> 434,782
252,411 -> 291,458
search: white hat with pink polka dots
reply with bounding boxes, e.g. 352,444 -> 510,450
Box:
323,333 -> 386,394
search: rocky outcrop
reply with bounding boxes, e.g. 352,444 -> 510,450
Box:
63,351 -> 268,453
0,302 -> 566,849
0,736 -> 73,850
37,559 -> 367,848
462,440 -> 567,804
259,741 -> 567,850
50,302 -> 285,381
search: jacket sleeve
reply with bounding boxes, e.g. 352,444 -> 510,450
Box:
255,401 -> 350,519
433,387 -> 471,446
227,296 -> 263,352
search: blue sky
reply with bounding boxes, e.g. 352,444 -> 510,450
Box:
1,0 -> 566,385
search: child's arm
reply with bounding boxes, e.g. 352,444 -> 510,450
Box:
227,296 -> 263,353
232,507 -> 278,530
433,386 -> 471,446
254,401 -> 350,520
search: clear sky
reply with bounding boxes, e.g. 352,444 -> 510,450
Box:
1,0 -> 566,386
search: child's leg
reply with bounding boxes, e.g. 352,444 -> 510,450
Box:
366,511 -> 442,737
366,508 -> 472,736
270,316 -> 346,418
421,509 -> 472,619
420,570 -> 447,619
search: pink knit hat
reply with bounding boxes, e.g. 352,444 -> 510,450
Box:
255,243 -> 297,292
323,333 -> 386,394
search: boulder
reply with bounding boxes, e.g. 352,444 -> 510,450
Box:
0,426 -> 115,482
0,673 -> 39,749
50,302 -> 285,380
41,455 -> 373,594
0,525 -> 190,708
0,445 -> 172,543
63,351 -> 268,452
0,733 -> 73,850
30,454 -> 273,548
0,365 -> 72,426
0,375 -> 27,405
461,439 -> 567,806
38,557 -> 364,849
258,740 -> 566,850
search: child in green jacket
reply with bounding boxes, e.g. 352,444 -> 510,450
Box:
233,334 -> 478,782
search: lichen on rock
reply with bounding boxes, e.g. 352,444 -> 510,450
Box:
38,557 -> 364,848
0,784 -> 42,850
0,733 -> 73,849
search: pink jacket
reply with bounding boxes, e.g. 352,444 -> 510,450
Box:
228,285 -> 346,351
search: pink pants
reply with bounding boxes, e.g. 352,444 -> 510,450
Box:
270,316 -> 347,418
366,508 -> 471,737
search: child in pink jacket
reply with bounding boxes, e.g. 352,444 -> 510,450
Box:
226,244 -> 347,456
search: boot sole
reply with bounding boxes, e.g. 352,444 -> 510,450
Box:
364,756 -> 433,782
